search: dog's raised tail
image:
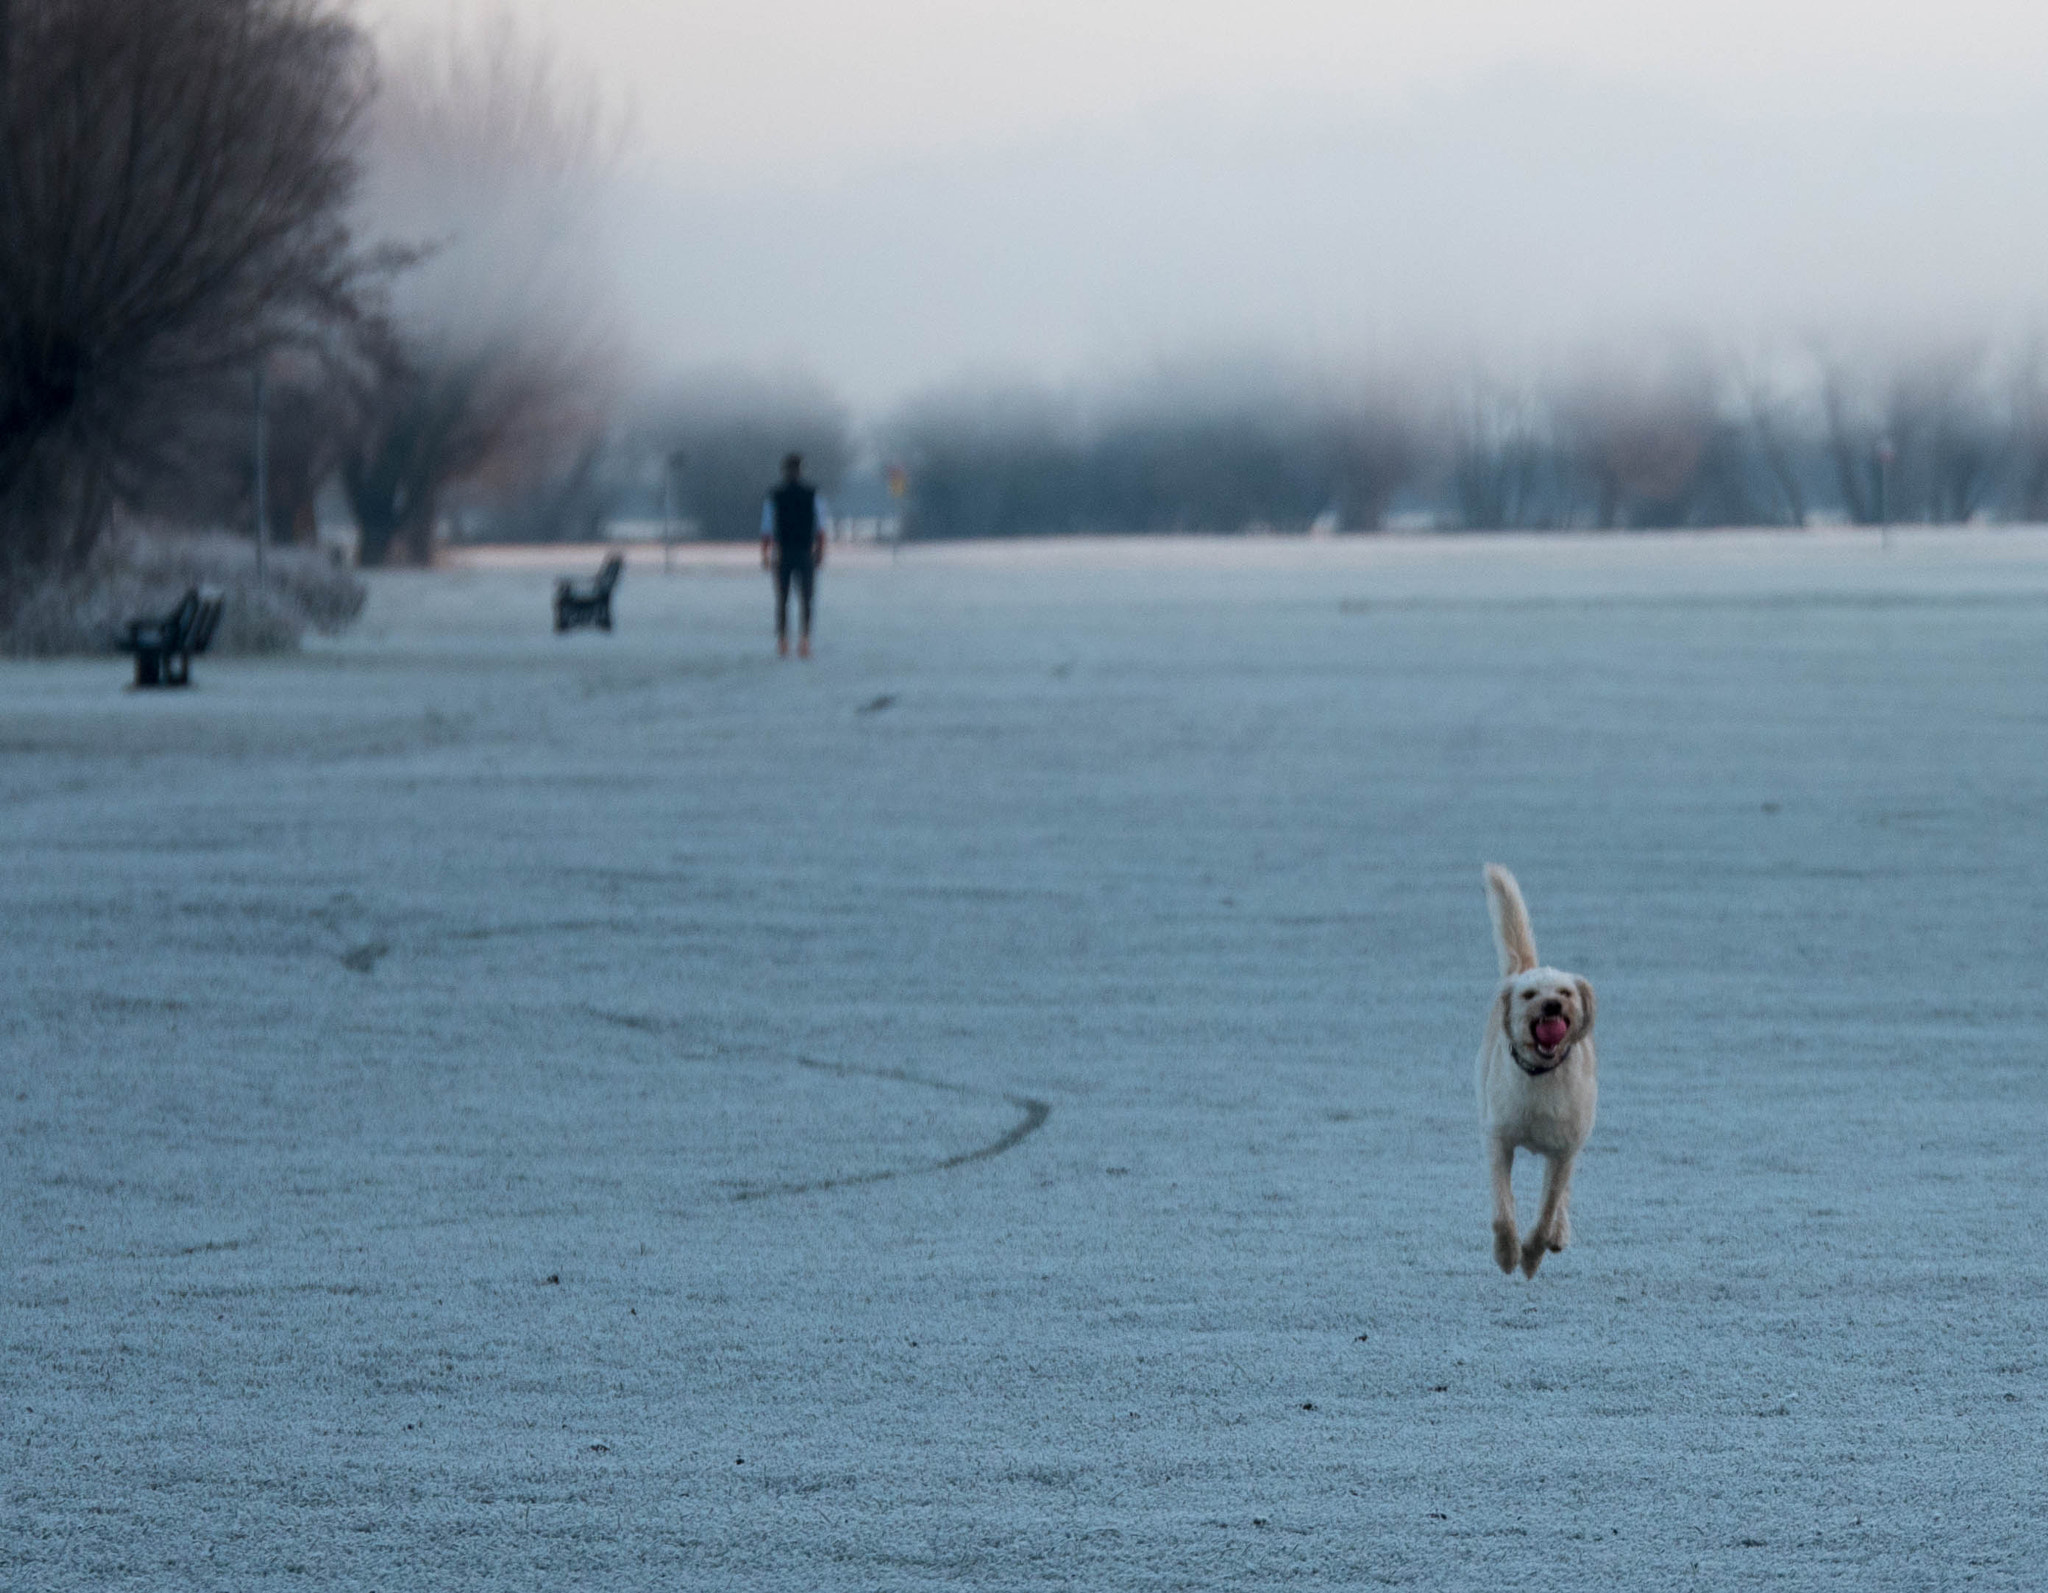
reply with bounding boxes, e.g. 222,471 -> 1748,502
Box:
1483,864 -> 1539,977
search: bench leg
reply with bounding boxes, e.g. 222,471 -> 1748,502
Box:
166,651 -> 190,687
134,650 -> 162,688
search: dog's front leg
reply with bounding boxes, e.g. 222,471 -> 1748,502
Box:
1488,1138 -> 1520,1274
1521,1151 -> 1576,1278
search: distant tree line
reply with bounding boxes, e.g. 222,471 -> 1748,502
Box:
480,337 -> 2048,547
441,370 -> 856,546
632,372 -> 853,543
882,341 -> 2048,537
883,370 -> 1413,539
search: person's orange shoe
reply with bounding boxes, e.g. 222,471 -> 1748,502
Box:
777,634 -> 790,657
797,636 -> 811,658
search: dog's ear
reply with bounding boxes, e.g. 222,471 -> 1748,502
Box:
1574,977 -> 1597,1038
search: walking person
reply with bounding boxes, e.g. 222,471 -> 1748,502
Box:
761,452 -> 828,657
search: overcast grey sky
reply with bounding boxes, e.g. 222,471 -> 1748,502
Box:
370,2 -> 2048,407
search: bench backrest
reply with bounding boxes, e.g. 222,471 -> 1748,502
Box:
594,554 -> 623,596
163,586 -> 202,645
187,588 -> 226,654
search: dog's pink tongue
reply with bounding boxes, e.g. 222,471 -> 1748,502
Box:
1533,1017 -> 1570,1049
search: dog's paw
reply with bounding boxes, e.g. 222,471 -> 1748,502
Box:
1521,1223 -> 1565,1276
1492,1221 -> 1521,1275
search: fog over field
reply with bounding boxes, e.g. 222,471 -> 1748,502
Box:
615,75 -> 2048,406
332,4 -> 2048,543
371,1 -> 2048,403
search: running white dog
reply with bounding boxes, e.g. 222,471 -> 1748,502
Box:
1477,864 -> 1597,1277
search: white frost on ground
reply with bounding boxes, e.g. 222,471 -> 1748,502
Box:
4,529 -> 2046,1588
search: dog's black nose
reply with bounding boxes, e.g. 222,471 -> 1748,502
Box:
1540,999 -> 1563,1015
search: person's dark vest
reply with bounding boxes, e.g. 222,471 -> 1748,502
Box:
771,481 -> 817,563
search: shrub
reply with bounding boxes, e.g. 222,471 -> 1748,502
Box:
0,525 -> 365,657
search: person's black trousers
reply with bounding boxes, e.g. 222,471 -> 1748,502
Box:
775,559 -> 815,635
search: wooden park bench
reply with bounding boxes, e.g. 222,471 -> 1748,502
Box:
123,585 -> 225,688
554,552 -> 623,633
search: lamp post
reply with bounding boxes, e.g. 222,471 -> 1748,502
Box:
662,449 -> 686,572
253,362 -> 269,582
1875,437 -> 1895,552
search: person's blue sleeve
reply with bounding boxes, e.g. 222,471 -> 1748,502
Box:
761,498 -> 773,536
815,495 -> 831,534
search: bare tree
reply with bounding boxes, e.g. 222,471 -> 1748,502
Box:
345,8 -> 623,565
1725,344 -> 1814,527
1448,372 -> 1566,531
1815,366 -> 1878,525
342,325 -> 612,564
1558,350 -> 1718,529
1816,341 -> 2003,526
885,380 -> 1083,539
2007,339 -> 2048,524
0,0 -> 374,611
0,0 -> 371,583
102,335 -> 378,547
1313,399 -> 1416,531
257,347 -> 374,543
1905,349 -> 2001,523
1089,362 -> 1417,534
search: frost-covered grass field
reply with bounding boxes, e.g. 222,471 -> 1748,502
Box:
5,530 -> 2046,1589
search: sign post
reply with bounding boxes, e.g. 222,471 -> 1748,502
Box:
886,463 -> 907,562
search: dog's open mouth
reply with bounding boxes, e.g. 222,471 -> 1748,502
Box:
1531,1016 -> 1571,1053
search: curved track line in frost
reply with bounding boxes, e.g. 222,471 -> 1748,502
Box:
570,1009 -> 1053,1200
730,1057 -> 1052,1202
